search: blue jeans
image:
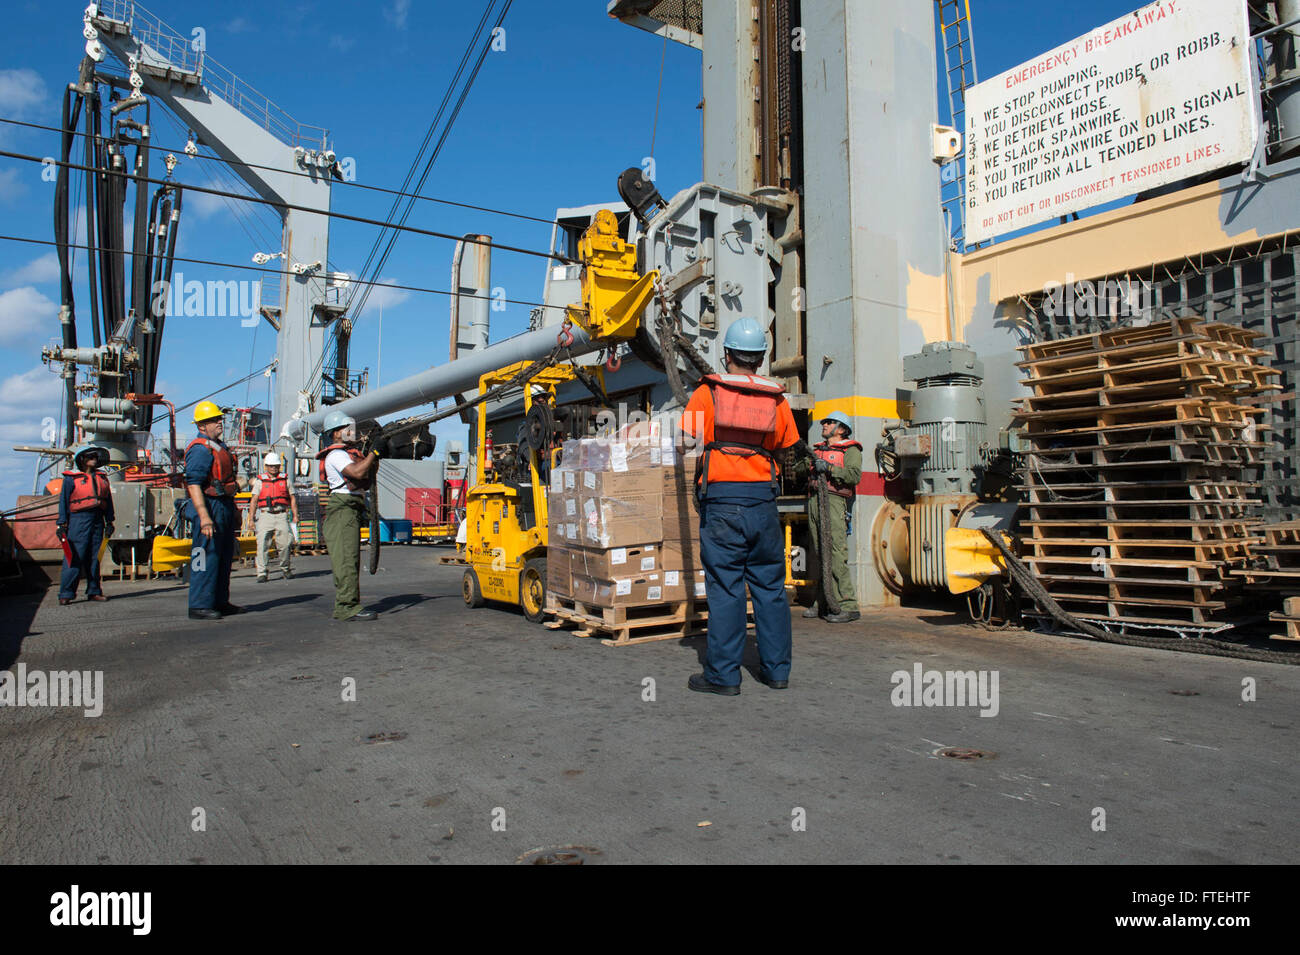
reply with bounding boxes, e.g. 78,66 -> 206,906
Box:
699,499 -> 792,686
59,510 -> 105,599
186,495 -> 236,611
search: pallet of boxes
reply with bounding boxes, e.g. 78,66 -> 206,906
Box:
544,429 -> 711,646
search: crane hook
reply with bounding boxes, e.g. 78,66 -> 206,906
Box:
605,348 -> 621,373
557,321 -> 575,348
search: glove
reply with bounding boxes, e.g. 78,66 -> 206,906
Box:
372,435 -> 392,459
813,458 -> 831,476
56,525 -> 67,542
104,521 -> 115,538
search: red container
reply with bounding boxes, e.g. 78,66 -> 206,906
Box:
405,487 -> 443,524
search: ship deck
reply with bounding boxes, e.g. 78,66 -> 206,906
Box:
2,545 -> 1297,864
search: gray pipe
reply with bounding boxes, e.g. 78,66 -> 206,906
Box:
287,323 -> 597,439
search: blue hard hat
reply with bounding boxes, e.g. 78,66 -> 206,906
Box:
722,317 -> 768,357
821,411 -> 853,436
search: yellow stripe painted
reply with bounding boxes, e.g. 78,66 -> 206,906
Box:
811,396 -> 911,422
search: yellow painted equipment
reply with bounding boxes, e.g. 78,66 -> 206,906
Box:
150,533 -> 257,575
563,209 -> 659,341
944,527 -> 1013,595
458,363 -> 602,622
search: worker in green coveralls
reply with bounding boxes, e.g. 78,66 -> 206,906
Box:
801,411 -> 862,623
314,410 -> 386,622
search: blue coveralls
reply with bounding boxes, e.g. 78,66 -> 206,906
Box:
184,440 -> 237,611
57,471 -> 114,600
699,481 -> 792,687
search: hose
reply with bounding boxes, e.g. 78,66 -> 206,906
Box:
368,485 -> 381,575
980,529 -> 1300,666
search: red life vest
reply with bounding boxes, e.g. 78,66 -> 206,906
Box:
699,373 -> 787,489
185,436 -> 240,497
813,440 -> 863,498
64,470 -> 111,513
316,443 -> 371,491
256,473 -> 292,510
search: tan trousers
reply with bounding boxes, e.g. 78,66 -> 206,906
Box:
255,510 -> 293,577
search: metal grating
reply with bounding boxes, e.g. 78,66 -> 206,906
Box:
1022,239 -> 1300,521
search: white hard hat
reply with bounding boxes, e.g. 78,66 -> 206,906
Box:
263,451 -> 282,466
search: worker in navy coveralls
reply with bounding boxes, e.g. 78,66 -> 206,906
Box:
56,444 -> 115,604
183,401 -> 244,620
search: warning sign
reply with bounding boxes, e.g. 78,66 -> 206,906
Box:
964,0 -> 1258,243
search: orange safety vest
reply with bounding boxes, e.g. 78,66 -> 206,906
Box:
64,470 -> 111,512
316,444 -> 371,491
256,473 -> 292,510
698,373 -> 787,490
812,440 -> 863,498
186,436 -> 240,497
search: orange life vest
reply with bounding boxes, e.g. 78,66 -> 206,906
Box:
185,436 -> 240,497
813,440 -> 863,498
64,470 -> 111,512
256,473 -> 292,510
698,373 -> 787,490
316,443 -> 371,491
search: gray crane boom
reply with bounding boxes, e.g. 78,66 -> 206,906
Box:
285,324 -> 598,440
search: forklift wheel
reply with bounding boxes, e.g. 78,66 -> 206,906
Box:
462,568 -> 486,608
519,557 -> 548,624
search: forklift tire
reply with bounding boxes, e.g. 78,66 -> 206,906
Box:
519,557 -> 548,624
462,569 -> 486,609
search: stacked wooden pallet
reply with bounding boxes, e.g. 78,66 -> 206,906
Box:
1014,317 -> 1278,628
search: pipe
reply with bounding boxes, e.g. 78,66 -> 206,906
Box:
288,324 -> 598,439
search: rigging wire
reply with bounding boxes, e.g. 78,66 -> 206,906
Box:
0,115 -> 563,227
0,232 -> 573,312
346,0 -> 516,328
0,147 -> 573,264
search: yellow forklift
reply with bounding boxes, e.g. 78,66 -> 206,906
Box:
453,209 -> 657,620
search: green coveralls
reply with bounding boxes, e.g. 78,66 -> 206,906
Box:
322,493 -> 367,620
806,443 -> 862,614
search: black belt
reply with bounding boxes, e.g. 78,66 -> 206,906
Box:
262,505 -> 288,514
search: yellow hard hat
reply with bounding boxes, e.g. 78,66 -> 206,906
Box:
193,400 -> 223,424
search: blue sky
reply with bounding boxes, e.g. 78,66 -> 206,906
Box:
0,0 -> 1146,507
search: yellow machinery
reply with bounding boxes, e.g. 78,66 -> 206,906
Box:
452,210 -> 658,621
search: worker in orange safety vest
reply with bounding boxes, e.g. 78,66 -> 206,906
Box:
250,451 -> 299,582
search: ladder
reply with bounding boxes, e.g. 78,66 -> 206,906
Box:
936,0 -> 980,249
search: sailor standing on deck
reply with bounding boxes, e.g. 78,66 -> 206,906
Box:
800,411 -> 863,623
184,401 -> 244,621
56,444 -> 114,605
250,451 -> 298,583
680,317 -> 800,695
316,411 -> 386,622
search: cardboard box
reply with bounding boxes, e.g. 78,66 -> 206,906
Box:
658,539 -> 702,571
576,491 -> 662,548
547,547 -> 574,598
568,543 -> 662,579
575,468 -> 661,500
571,570 -> 686,607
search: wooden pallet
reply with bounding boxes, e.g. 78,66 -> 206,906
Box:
544,594 -> 753,647
1014,319 -> 1272,628
1267,597 -> 1300,641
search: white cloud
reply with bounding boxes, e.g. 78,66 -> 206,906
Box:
187,189 -> 230,220
384,0 -> 411,29
0,252 -> 59,286
0,286 -> 57,344
0,167 -> 28,205
227,17 -> 253,33
0,68 -> 47,118
365,274 -> 411,313
0,364 -> 63,444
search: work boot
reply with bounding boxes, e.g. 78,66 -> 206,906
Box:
189,608 -> 222,620
801,604 -> 820,618
283,569 -> 293,580
59,598 -> 72,606
256,574 -> 268,583
88,595 -> 107,602
824,610 -> 860,623
346,610 -> 378,622
758,671 -> 789,689
218,603 -> 245,615
687,673 -> 739,696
